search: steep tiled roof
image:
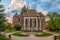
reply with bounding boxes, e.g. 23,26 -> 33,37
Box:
21,10 -> 38,17
14,10 -> 45,17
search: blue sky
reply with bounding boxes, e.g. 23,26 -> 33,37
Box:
0,0 -> 60,23
1,0 -> 60,13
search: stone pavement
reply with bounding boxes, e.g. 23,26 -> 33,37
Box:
5,32 -> 60,40
11,35 -> 54,40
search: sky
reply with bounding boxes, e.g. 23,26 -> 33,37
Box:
0,0 -> 60,23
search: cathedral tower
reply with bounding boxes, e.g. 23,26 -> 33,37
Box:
21,5 -> 28,13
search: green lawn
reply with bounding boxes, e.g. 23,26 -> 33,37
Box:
58,36 -> 60,40
35,32 -> 52,37
12,32 -> 29,37
0,35 -> 10,40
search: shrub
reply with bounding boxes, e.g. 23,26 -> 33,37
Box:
14,25 -> 21,31
5,27 -> 16,33
5,29 -> 10,33
0,35 -> 10,40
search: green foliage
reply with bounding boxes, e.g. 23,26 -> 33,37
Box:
35,32 -> 52,37
0,3 -> 7,31
0,35 -> 10,40
14,25 -> 21,31
11,27 -> 16,31
5,29 -> 10,33
0,0 -> 7,31
57,36 -> 60,40
12,32 -> 29,37
47,12 -> 60,32
5,27 -> 16,33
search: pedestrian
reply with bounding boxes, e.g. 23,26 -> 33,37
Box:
54,36 -> 57,40
9,34 -> 11,39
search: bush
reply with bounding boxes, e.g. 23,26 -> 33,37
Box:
5,29 -> 10,33
0,24 -> 9,31
0,35 -> 10,40
11,27 -> 16,32
14,25 -> 21,31
5,27 -> 16,33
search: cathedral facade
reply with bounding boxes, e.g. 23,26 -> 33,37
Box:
13,6 -> 46,32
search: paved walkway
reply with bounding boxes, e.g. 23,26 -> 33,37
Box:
11,35 -> 54,40
5,32 -> 60,40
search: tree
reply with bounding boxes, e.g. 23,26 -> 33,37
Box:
0,0 -> 7,31
47,12 -> 60,32
53,17 -> 60,31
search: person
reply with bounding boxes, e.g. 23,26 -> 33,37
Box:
9,34 -> 11,39
54,36 -> 57,40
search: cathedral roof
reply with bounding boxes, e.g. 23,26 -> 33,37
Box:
13,9 -> 45,17
20,9 -> 45,17
21,10 -> 38,17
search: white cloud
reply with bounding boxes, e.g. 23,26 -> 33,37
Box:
4,8 -> 11,13
36,4 -> 49,21
8,0 -> 27,10
40,0 -> 53,3
6,17 -> 12,23
42,11 -> 48,16
57,5 -> 60,9
28,2 -> 36,8
36,4 -> 48,16
5,0 -> 52,22
45,17 -> 50,21
5,0 -> 27,23
5,11 -> 14,23
52,0 -> 60,4
36,4 -> 43,12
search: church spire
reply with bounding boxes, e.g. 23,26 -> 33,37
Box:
26,4 -> 28,10
21,5 -> 27,13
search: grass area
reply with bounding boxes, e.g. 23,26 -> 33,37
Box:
34,32 -> 52,37
12,32 -> 29,37
58,36 -> 60,40
0,35 -> 10,40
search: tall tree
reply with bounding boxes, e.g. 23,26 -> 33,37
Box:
0,0 -> 7,31
47,12 -> 60,32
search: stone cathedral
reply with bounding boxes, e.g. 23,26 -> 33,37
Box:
13,6 -> 46,32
